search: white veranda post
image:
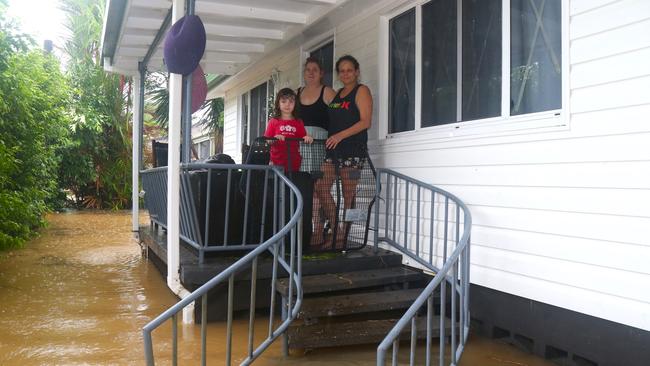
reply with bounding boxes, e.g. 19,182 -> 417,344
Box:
167,0 -> 183,293
131,73 -> 141,233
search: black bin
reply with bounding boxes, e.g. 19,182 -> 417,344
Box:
186,169 -> 244,248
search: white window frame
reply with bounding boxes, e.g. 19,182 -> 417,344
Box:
299,29 -> 336,88
238,79 -> 275,150
378,0 -> 570,142
198,138 -> 212,159
238,91 -> 250,151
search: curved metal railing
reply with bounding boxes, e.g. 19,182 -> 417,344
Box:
142,163 -> 294,263
373,169 -> 472,366
142,164 -> 304,365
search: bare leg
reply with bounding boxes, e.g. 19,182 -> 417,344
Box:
334,168 -> 359,247
312,162 -> 336,247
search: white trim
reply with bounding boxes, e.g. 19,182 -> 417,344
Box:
378,14 -> 390,140
377,0 -> 422,134
414,5 -> 422,130
167,0 -> 194,324
195,2 -> 308,24
501,0 -> 511,119
456,0 -> 463,122
193,135 -> 212,143
202,23 -> 284,40
379,0 -> 570,141
561,0 -> 571,128
378,109 -> 566,146
304,29 -> 336,53
168,0 -> 182,293
239,78 -> 274,150
131,73 -> 141,233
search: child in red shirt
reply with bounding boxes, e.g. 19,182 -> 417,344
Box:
264,88 -> 313,172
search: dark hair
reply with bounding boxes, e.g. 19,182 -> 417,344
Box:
335,54 -> 360,72
273,87 -> 297,118
304,56 -> 324,71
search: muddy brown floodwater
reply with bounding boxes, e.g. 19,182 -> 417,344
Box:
0,211 -> 555,366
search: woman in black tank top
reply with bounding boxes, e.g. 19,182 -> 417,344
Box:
312,55 -> 373,248
297,57 -> 335,173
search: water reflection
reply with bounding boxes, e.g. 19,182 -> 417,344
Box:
0,211 -> 554,365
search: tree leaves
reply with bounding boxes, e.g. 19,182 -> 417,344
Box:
0,8 -> 71,249
59,0 -> 132,209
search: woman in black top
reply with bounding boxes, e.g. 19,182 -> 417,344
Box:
297,57 -> 336,172
314,55 -> 373,247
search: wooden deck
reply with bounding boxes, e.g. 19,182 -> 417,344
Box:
139,224 -> 406,321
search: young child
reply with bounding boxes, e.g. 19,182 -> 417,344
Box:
264,88 -> 313,172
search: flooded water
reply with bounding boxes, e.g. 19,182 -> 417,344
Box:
0,211 -> 555,365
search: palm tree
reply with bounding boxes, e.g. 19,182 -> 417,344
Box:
148,71 -> 225,154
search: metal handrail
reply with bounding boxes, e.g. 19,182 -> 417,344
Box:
374,168 -> 472,366
142,165 -> 304,366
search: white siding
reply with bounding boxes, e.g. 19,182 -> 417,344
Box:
222,93 -> 238,161
217,0 -> 650,331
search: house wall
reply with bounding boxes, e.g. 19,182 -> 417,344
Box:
220,0 -> 650,332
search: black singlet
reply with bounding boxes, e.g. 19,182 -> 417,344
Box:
297,86 -> 329,130
327,84 -> 367,158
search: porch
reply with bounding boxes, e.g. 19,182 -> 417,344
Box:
137,144 -> 471,363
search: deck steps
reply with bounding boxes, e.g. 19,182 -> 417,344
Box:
298,288 -> 425,319
287,317 -> 448,349
276,266 -> 426,297
277,252 -> 450,350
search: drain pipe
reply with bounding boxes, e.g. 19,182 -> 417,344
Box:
166,0 -> 194,323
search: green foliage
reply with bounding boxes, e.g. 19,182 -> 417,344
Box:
198,97 -> 224,154
198,97 -> 224,135
148,72 -> 169,130
0,8 -> 71,249
59,0 -> 132,209
148,71 -> 225,153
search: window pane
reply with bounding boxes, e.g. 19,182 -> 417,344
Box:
192,143 -> 200,161
422,0 -> 457,127
199,141 -> 210,159
249,82 -> 267,140
462,0 -> 502,121
267,79 -> 275,120
310,41 -> 334,87
511,0 -> 561,115
389,9 -> 416,133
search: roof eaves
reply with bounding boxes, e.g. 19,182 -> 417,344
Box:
100,0 -> 128,66
206,75 -> 230,98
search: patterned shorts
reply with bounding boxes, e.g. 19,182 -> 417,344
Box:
325,156 -> 366,170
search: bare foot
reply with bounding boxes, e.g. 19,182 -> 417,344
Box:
334,223 -> 349,249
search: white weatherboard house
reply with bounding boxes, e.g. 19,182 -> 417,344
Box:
102,0 -> 650,365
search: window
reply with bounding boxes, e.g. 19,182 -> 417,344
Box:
421,0 -> 457,127
510,0 -> 562,115
386,0 -> 563,134
309,41 -> 334,87
389,9 -> 415,133
249,82 -> 268,141
198,140 -> 211,159
192,140 -> 211,160
240,80 -> 275,148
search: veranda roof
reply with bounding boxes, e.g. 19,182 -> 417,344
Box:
100,0 -> 343,78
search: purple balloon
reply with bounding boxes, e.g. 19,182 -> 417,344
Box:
163,15 -> 206,75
